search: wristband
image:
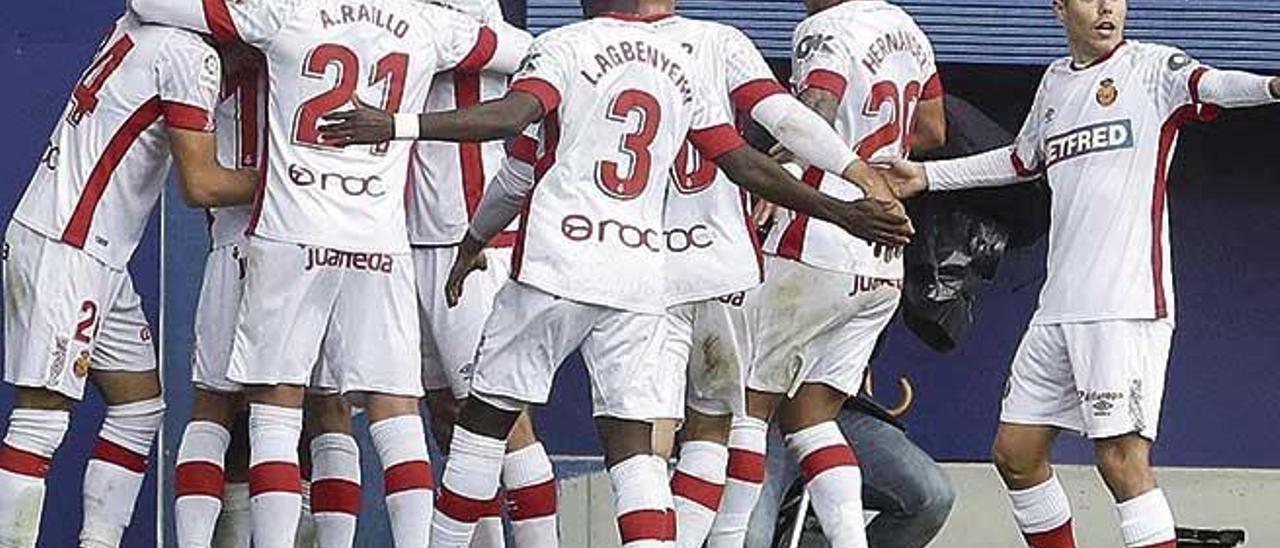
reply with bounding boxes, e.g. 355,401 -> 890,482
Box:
394,113 -> 420,140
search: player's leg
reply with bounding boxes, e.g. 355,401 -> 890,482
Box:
501,411 -> 558,548
670,409 -> 731,548
357,394 -> 434,548
704,390 -> 775,547
304,392 -> 360,548
582,309 -> 683,548
433,282 -> 586,548
1069,320 -> 1176,548
175,389 -> 243,547
0,224 -> 112,547
996,325 -> 1080,548
228,238 -> 339,548
212,411 -> 252,548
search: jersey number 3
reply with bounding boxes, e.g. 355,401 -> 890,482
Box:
293,44 -> 408,154
596,90 -> 662,200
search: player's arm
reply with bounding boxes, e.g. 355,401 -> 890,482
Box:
168,129 -> 259,207
696,129 -> 911,247
909,73 -> 947,153
440,10 -> 533,76
1192,68 -> 1280,108
317,91 -> 543,146
129,0 -> 293,44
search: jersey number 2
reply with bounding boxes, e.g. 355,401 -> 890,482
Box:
596,90 -> 662,200
293,44 -> 408,154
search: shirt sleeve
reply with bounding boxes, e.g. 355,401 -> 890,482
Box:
156,32 -> 222,132
507,35 -> 572,115
687,75 -> 746,162
1009,74 -> 1049,176
469,127 -> 537,242
1151,46 -> 1210,114
721,27 -> 787,115
919,36 -> 944,101
791,17 -> 855,99
130,0 -> 299,45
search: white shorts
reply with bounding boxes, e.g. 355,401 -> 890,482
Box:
414,245 -> 512,399
746,257 -> 900,397
191,242 -> 246,393
658,293 -> 755,420
470,281 -> 672,421
228,237 -> 421,397
1000,320 -> 1173,440
3,223 -> 156,400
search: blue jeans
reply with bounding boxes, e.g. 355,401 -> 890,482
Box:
745,408 -> 955,548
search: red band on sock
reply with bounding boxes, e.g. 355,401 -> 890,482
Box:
508,479 -> 557,521
726,449 -> 765,483
249,461 -> 302,496
384,460 -> 433,495
799,445 -> 858,483
312,478 -> 362,516
175,461 -> 225,499
437,485 -> 498,524
0,444 -> 51,478
671,470 -> 725,511
617,508 -> 677,544
91,438 -> 149,473
1024,520 -> 1076,548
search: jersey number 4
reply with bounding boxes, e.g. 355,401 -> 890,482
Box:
68,34 -> 135,126
293,43 -> 408,155
596,90 -> 662,200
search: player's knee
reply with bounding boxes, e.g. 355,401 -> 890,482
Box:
505,411 -> 539,452
13,387 -> 75,411
101,397 -> 166,453
1093,435 -> 1153,483
457,392 -> 522,440
596,417 -> 655,469
304,393 -> 352,435
991,438 -> 1050,487
679,409 -> 731,446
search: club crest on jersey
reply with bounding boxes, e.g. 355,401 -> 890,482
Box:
1096,78 -> 1119,107
1044,119 -> 1134,168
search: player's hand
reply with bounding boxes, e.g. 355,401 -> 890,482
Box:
318,96 -> 394,147
879,159 -> 929,199
751,200 -> 778,227
445,236 -> 488,308
832,198 -> 913,250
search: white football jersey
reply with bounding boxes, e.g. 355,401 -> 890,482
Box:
1009,41 -> 1216,325
764,0 -> 941,279
130,0 -> 525,254
651,15 -> 788,305
208,62 -> 267,249
507,14 -> 742,314
408,0 -> 527,247
12,14 -> 220,269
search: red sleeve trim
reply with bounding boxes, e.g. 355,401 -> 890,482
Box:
202,0 -> 241,43
729,79 -> 787,114
1189,66 -> 1210,105
802,69 -> 848,99
510,78 -> 561,114
508,135 -> 538,164
1011,150 -> 1040,178
921,73 -> 944,101
162,101 -> 214,132
455,26 -> 498,73
689,124 -> 746,162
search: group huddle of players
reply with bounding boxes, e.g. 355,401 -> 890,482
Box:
2,0 -> 1277,547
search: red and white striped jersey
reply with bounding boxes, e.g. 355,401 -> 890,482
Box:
507,13 -> 744,314
764,0 -> 941,279
652,15 -> 787,305
130,0 -> 528,254
408,0 -> 527,247
1009,41 -> 1215,325
12,14 -> 220,269
208,62 -> 267,250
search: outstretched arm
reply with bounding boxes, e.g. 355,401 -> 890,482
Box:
713,144 -> 912,248
318,91 -> 543,146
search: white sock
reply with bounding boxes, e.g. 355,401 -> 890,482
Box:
310,433 -> 361,548
81,398 -> 165,548
786,422 -> 867,548
1009,474 -> 1075,547
470,513 -> 505,548
432,427 -> 507,548
611,455 -> 675,548
371,416 -> 434,548
297,480 -> 317,547
502,442 -> 558,547
176,421 -> 232,548
671,441 -> 727,548
213,482 -> 251,548
706,416 -> 766,547
0,408 -> 70,548
1117,489 -> 1176,547
247,403 -> 304,548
